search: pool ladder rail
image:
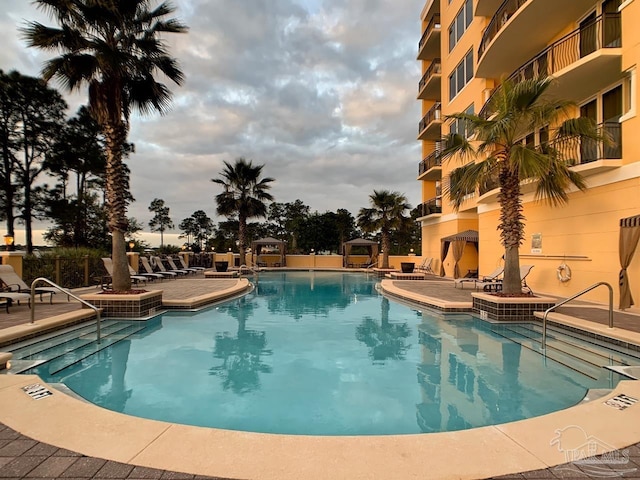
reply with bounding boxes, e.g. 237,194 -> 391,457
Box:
542,282 -> 613,350
29,277 -> 102,343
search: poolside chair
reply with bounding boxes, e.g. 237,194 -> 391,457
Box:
152,256 -> 186,276
453,268 -> 482,289
0,291 -> 32,311
130,262 -> 163,282
467,266 -> 504,291
519,264 -> 535,293
167,257 -> 198,274
165,257 -> 193,275
102,258 -> 147,285
415,257 -> 434,274
0,265 -> 59,303
477,265 -> 534,293
177,256 -> 205,272
141,256 -> 176,278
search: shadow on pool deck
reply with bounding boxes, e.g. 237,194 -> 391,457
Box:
2,274 -> 640,479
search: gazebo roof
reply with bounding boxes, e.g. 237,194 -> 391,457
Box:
441,230 -> 479,243
343,238 -> 378,246
252,237 -> 284,245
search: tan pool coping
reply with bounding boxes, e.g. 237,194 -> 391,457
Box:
1,271 -> 640,479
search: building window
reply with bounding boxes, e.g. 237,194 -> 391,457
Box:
450,104 -> 474,138
448,0 -> 473,52
449,50 -> 474,100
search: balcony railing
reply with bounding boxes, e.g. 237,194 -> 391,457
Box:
480,13 -> 621,119
552,121 -> 622,165
419,59 -> 442,93
419,102 -> 442,134
478,0 -> 528,60
420,198 -> 442,217
418,150 -> 442,175
479,174 -> 501,196
419,15 -> 441,51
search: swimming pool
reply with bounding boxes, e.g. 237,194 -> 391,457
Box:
19,271 -> 631,435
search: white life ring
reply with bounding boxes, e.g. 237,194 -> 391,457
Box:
557,263 -> 571,282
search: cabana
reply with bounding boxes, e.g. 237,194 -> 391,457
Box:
252,237 -> 286,267
342,238 -> 379,268
440,230 -> 479,278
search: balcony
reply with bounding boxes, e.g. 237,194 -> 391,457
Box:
420,198 -> 442,217
475,0 -> 504,17
560,121 -> 623,176
418,59 -> 442,100
480,14 -> 621,119
417,14 -> 441,61
418,150 -> 442,181
418,102 -> 442,141
476,0 -> 597,79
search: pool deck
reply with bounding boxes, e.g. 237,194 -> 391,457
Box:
2,272 -> 640,479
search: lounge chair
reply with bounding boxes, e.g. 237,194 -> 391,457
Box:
141,256 -> 176,278
167,257 -> 198,274
415,257 -> 434,274
102,258 -> 147,285
453,267 -> 504,290
177,256 -> 205,272
0,265 -> 59,303
0,291 -> 32,311
152,256 -> 186,276
165,257 -> 193,275
130,263 -> 163,282
477,265 -> 534,293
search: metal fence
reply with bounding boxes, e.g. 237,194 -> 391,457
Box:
22,255 -> 106,288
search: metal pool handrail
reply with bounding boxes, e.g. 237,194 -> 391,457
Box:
542,282 -> 613,350
30,277 -> 102,343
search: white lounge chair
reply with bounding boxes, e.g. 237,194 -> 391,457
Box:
0,265 -> 60,303
102,258 -> 147,285
177,256 -> 205,272
130,263 -> 163,282
141,256 -> 176,278
0,291 -> 32,311
455,266 -> 503,290
415,257 -> 434,274
152,256 -> 186,276
167,257 -> 196,274
476,265 -> 534,292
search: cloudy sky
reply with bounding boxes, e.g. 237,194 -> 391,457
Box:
1,0 -> 423,246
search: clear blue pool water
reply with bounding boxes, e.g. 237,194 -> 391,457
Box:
26,271 -> 627,435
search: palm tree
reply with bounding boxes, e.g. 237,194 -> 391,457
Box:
23,1 -> 187,291
357,190 -> 411,269
213,158 -> 274,264
441,77 -> 604,294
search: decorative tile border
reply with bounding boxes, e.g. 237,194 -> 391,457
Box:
80,291 -> 163,319
471,292 -> 556,322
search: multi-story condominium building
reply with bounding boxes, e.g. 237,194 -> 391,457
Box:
417,0 -> 639,305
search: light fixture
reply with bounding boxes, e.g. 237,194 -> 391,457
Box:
410,248 -> 414,253
128,241 -> 135,251
4,234 -> 14,250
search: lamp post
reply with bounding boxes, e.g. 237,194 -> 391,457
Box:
4,234 -> 14,252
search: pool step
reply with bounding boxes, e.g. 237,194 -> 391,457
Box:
8,320 -> 137,360
511,323 -> 640,368
8,321 -> 147,377
26,322 -> 147,377
488,324 -> 615,380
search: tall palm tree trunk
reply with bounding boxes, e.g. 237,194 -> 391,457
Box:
238,215 -> 247,266
499,166 -> 524,294
381,230 -> 391,269
104,121 -> 131,291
